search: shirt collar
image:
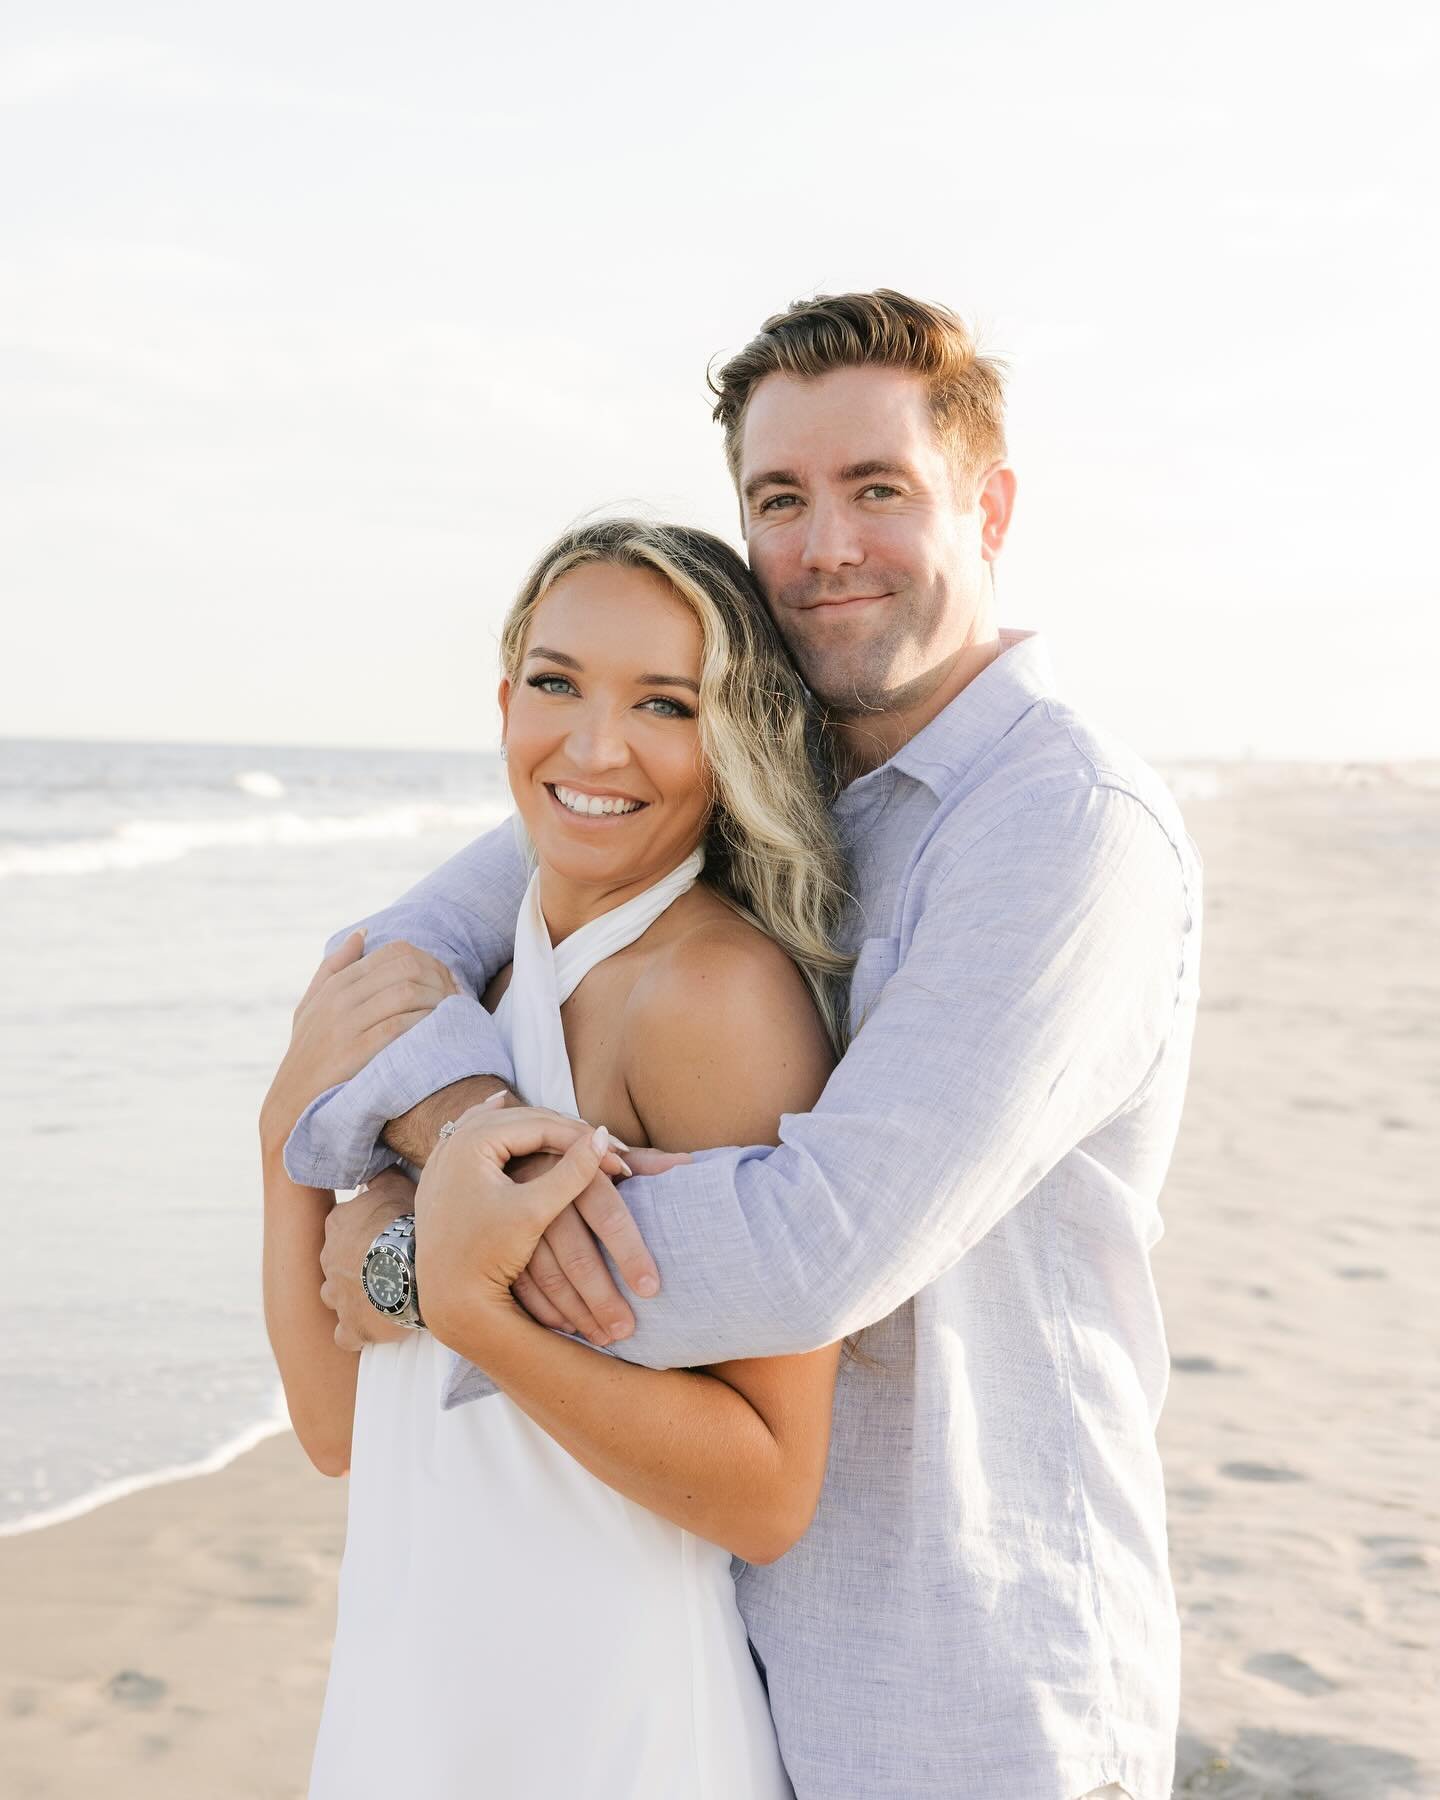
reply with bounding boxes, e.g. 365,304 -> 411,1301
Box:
838,630 -> 1054,805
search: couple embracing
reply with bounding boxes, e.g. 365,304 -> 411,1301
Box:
259,289 -> 1201,1800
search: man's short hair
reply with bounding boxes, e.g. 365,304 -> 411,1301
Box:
710,288 -> 1007,493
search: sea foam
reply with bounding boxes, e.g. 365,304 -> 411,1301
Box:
0,800 -> 508,879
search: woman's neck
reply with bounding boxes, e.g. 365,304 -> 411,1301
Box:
537,852 -> 700,945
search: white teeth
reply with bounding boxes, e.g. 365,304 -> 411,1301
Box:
552,785 -> 642,817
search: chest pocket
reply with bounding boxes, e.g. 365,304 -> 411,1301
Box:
848,933 -> 902,1036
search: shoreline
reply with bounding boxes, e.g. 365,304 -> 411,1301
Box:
0,1403 -> 293,1542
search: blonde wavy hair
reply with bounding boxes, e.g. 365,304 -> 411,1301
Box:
499,519 -> 854,1052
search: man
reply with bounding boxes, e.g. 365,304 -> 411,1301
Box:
285,290 -> 1200,1799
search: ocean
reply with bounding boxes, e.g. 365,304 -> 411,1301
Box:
0,737 -> 510,1534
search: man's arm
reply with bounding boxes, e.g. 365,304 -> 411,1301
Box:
446,785 -> 1197,1402
283,817 -> 530,1188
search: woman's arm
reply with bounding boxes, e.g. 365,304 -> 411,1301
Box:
421,923 -> 842,1562
261,1148 -> 363,1477
259,931 -> 436,1475
447,1301 -> 839,1564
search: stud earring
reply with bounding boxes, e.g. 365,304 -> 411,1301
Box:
499,744 -> 508,761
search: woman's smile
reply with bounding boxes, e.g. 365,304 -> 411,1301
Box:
545,781 -> 650,821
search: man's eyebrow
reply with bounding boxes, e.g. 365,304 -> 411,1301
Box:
742,468 -> 801,501
526,647 -> 698,694
838,460 -> 914,482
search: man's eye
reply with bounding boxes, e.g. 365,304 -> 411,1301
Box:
860,484 -> 899,500
526,673 -> 575,696
758,493 -> 801,513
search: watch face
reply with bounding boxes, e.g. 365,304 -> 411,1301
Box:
365,1246 -> 410,1314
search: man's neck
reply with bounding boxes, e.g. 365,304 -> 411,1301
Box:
830,631 -> 1004,781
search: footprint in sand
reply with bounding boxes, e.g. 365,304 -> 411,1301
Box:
1243,1652 -> 1339,1696
1335,1266 -> 1387,1280
1219,1461 -> 1305,1483
1171,1354 -> 1225,1374
106,1670 -> 167,1709
1362,1535 -> 1433,1573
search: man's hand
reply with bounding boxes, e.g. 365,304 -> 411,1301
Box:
510,1146 -> 688,1345
320,1169 -> 418,1351
260,934 -> 459,1160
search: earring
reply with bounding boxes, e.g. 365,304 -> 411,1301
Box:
499,744 -> 508,761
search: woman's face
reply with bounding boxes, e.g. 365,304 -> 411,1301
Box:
499,561 -> 712,895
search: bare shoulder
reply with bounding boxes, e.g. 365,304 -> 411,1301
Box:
623,901 -> 836,1154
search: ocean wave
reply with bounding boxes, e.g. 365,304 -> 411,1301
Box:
0,1393 -> 292,1539
234,769 -> 287,799
0,800 -> 509,878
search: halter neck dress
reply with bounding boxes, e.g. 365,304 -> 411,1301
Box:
309,850 -> 793,1800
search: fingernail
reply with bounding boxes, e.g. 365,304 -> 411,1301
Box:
609,1318 -> 633,1339
606,1131 -> 631,1152
614,1157 -> 634,1179
590,1125 -> 608,1154
481,1091 -> 507,1110
633,1275 -> 658,1298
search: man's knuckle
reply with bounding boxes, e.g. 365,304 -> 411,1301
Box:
584,1202 -> 626,1237
557,1248 -> 600,1282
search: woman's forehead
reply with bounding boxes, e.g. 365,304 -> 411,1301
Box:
530,564 -> 702,666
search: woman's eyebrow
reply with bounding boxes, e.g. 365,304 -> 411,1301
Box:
527,647 -> 698,694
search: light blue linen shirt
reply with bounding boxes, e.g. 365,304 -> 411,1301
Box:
287,633 -> 1201,1800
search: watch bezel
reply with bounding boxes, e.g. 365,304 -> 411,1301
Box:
362,1241 -> 414,1317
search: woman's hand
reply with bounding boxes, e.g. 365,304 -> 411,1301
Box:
259,931 -> 460,1161
412,1100 -> 628,1346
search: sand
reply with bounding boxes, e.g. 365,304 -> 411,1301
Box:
3,768 -> 1435,1799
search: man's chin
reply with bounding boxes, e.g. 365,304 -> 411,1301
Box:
800,657 -> 910,718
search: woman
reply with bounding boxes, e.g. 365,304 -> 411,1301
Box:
260,521 -> 855,1798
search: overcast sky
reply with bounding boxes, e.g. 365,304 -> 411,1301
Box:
4,0 -> 1436,759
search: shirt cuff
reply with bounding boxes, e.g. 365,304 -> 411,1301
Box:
282,993 -> 518,1189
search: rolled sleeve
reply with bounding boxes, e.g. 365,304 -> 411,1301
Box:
280,817 -> 528,1188
283,993 -> 517,1189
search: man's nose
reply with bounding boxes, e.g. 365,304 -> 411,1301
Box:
800,498 -> 863,574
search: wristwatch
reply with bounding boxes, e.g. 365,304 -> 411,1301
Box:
361,1213 -> 424,1329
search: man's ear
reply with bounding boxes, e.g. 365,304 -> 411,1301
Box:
977,464 -> 1017,562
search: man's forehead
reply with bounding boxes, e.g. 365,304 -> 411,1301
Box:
738,365 -> 935,481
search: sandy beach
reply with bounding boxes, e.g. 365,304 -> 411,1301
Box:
4,768 -> 1435,1799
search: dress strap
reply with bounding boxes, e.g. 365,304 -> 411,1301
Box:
494,848 -> 705,1116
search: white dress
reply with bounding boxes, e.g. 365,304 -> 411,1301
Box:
310,852 -> 793,1800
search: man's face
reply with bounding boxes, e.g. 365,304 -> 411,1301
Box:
738,365 -> 1003,717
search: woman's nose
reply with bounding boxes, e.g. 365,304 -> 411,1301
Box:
564,710 -> 631,771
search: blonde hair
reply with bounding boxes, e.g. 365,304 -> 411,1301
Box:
500,519 -> 854,1051
710,287 -> 1007,493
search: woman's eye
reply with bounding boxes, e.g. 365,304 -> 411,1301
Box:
639,696 -> 692,719
527,673 -> 575,696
